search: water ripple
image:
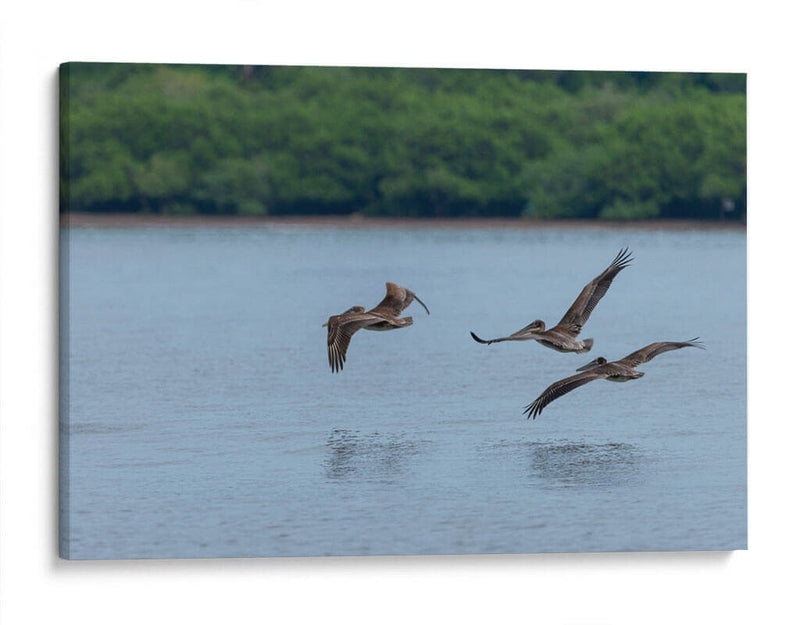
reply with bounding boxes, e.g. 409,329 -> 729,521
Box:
323,429 -> 429,483
527,441 -> 643,487
483,439 -> 645,488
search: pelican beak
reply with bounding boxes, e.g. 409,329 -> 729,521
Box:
414,294 -> 430,315
322,322 -> 328,327
576,358 -> 603,372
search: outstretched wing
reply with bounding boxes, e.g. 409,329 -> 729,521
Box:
523,370 -> 608,419
554,248 -> 633,336
470,320 -> 541,345
369,282 -> 429,317
616,338 -> 705,368
326,313 -> 383,373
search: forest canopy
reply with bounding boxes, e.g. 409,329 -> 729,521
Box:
60,63 -> 746,220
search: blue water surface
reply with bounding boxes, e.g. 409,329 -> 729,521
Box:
60,223 -> 746,558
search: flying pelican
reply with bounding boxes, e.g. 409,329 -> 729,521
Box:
523,338 -> 705,419
323,282 -> 430,373
470,248 -> 633,354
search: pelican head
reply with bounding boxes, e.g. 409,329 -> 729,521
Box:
323,305 -> 364,327
576,356 -> 607,372
530,320 -> 546,333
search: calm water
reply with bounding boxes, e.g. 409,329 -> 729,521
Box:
60,224 -> 746,559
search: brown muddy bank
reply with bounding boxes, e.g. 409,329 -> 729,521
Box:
62,213 -> 746,231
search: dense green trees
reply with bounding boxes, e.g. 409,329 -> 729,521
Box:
60,64 -> 746,219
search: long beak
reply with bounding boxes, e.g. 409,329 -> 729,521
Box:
576,358 -> 603,372
414,294 -> 430,315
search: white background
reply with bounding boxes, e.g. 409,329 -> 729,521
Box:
1,2 -> 797,623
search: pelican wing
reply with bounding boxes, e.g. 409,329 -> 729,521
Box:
523,370 -> 608,419
369,282 -> 429,317
616,338 -> 704,368
555,248 -> 633,336
326,313 -> 383,373
470,320 -> 541,345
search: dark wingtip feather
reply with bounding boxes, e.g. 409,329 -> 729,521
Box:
612,247 -> 634,270
470,331 -> 490,344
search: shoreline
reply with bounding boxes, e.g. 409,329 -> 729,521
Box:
61,212 -> 746,231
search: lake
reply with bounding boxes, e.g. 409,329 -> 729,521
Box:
60,221 -> 746,559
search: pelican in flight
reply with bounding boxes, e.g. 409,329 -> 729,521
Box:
523,338 -> 704,419
323,282 -> 430,373
470,248 -> 633,354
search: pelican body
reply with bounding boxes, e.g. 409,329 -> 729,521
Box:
323,282 -> 430,373
523,338 -> 704,419
470,248 -> 633,354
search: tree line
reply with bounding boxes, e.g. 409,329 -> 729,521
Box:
60,63 -> 746,220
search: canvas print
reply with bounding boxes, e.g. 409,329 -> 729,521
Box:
59,63 -> 746,559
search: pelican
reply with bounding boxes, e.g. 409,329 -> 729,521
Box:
323,282 -> 430,373
470,248 -> 633,354
523,338 -> 705,419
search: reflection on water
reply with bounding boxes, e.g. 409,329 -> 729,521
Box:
526,441 -> 643,487
481,439 -> 644,487
324,429 -> 427,482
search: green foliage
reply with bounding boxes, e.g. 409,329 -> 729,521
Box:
193,156 -> 271,215
60,63 -> 746,219
599,198 -> 661,220
522,93 -> 746,219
